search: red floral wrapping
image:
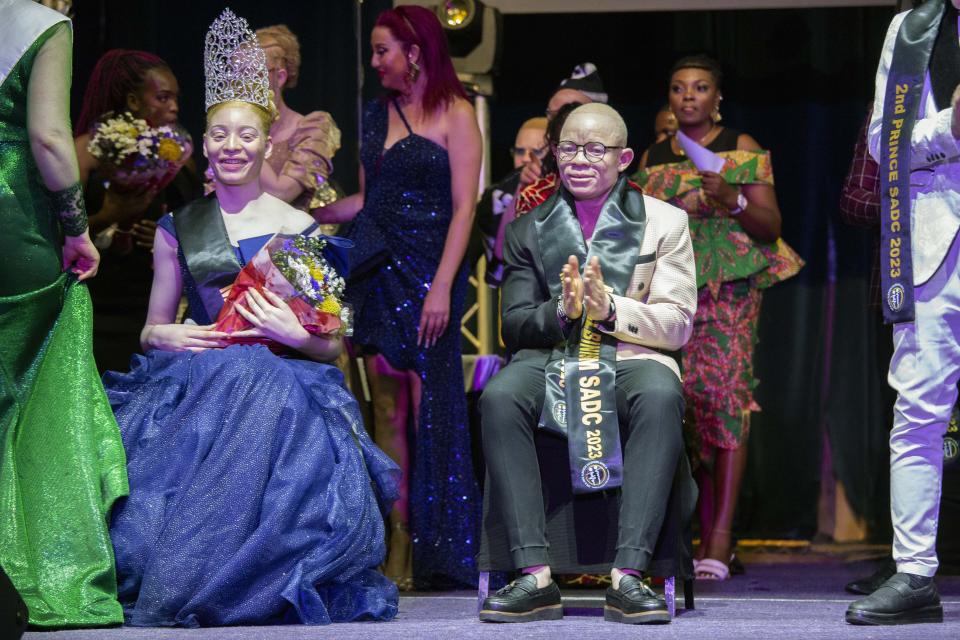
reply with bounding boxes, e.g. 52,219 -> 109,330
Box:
214,238 -> 342,345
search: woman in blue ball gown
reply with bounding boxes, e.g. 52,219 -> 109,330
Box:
317,5 -> 482,588
103,10 -> 400,627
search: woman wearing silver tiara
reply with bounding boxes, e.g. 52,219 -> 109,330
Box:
103,10 -> 400,626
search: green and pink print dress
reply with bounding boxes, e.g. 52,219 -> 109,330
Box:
636,128 -> 803,454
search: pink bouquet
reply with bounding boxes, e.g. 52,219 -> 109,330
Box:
87,111 -> 192,191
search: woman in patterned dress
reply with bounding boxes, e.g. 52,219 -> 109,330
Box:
636,55 -> 803,581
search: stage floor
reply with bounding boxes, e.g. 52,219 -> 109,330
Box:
25,559 -> 960,639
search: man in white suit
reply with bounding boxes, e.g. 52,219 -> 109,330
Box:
847,0 -> 960,625
478,104 -> 697,625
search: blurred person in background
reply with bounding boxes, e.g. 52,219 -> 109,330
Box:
255,24 -> 342,223
474,116 -> 547,286
74,49 -> 201,372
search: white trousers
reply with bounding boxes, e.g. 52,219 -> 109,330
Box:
889,232 -> 960,577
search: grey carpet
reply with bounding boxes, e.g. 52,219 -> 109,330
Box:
25,562 -> 960,639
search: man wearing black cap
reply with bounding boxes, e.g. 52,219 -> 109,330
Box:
475,63 -> 609,288
546,62 -> 609,118
520,62 -> 610,188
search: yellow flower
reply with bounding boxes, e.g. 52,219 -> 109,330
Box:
319,297 -> 341,315
124,125 -> 140,138
158,138 -> 183,162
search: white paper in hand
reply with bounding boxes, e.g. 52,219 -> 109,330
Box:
676,130 -> 726,173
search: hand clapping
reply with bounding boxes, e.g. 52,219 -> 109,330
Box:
561,255 -> 584,320
582,256 -> 611,321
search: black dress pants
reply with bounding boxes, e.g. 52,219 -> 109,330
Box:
480,349 -> 686,570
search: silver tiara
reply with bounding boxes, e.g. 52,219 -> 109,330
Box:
204,8 -> 270,111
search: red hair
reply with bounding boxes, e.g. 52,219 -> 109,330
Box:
75,49 -> 171,134
375,5 -> 467,114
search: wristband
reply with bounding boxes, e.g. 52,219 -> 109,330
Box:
52,183 -> 89,236
598,295 -> 617,330
557,294 -> 572,325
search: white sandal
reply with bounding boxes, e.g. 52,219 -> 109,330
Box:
695,558 -> 730,581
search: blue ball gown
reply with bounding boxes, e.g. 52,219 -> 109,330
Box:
103,196 -> 401,627
345,98 -> 481,587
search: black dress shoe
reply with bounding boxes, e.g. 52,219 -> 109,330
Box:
845,573 -> 943,625
845,557 -> 897,595
604,574 -> 670,625
478,574 -> 563,623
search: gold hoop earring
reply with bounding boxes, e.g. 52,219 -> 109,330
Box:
711,106 -> 723,123
407,60 -> 421,84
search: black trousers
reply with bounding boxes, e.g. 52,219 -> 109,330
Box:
480,349 -> 686,570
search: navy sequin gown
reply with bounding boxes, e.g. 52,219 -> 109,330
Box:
346,99 -> 480,587
103,202 -> 401,627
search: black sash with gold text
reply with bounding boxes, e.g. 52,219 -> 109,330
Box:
535,177 -> 647,494
879,0 -> 946,323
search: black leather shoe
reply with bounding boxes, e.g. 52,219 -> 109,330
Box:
845,573 -> 943,625
478,574 -> 563,623
845,557 -> 897,595
604,574 -> 670,624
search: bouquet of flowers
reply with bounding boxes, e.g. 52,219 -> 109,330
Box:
214,234 -> 352,343
86,111 -> 191,191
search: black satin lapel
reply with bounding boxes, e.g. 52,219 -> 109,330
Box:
172,196 -> 241,322
586,176 -> 647,296
535,188 -> 588,299
902,0 -> 945,44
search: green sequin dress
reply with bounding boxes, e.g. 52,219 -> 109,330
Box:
0,24 -> 128,628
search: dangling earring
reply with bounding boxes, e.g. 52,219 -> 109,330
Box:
407,59 -> 421,84
712,96 -> 723,123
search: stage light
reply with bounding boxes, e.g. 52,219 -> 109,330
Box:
438,0 -> 476,30
395,1 -> 501,80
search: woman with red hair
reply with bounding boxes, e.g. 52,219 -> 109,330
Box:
317,4 -> 482,589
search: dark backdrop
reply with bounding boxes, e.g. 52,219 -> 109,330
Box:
70,1 -> 898,540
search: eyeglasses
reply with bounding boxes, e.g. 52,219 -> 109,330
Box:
510,145 -> 548,159
555,140 -> 623,163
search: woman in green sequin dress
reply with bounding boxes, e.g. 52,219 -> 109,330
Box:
0,0 -> 128,628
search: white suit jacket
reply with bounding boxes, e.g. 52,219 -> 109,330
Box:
599,195 -> 697,380
869,9 -> 960,286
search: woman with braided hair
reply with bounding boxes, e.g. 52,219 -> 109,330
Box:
74,49 -> 202,372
